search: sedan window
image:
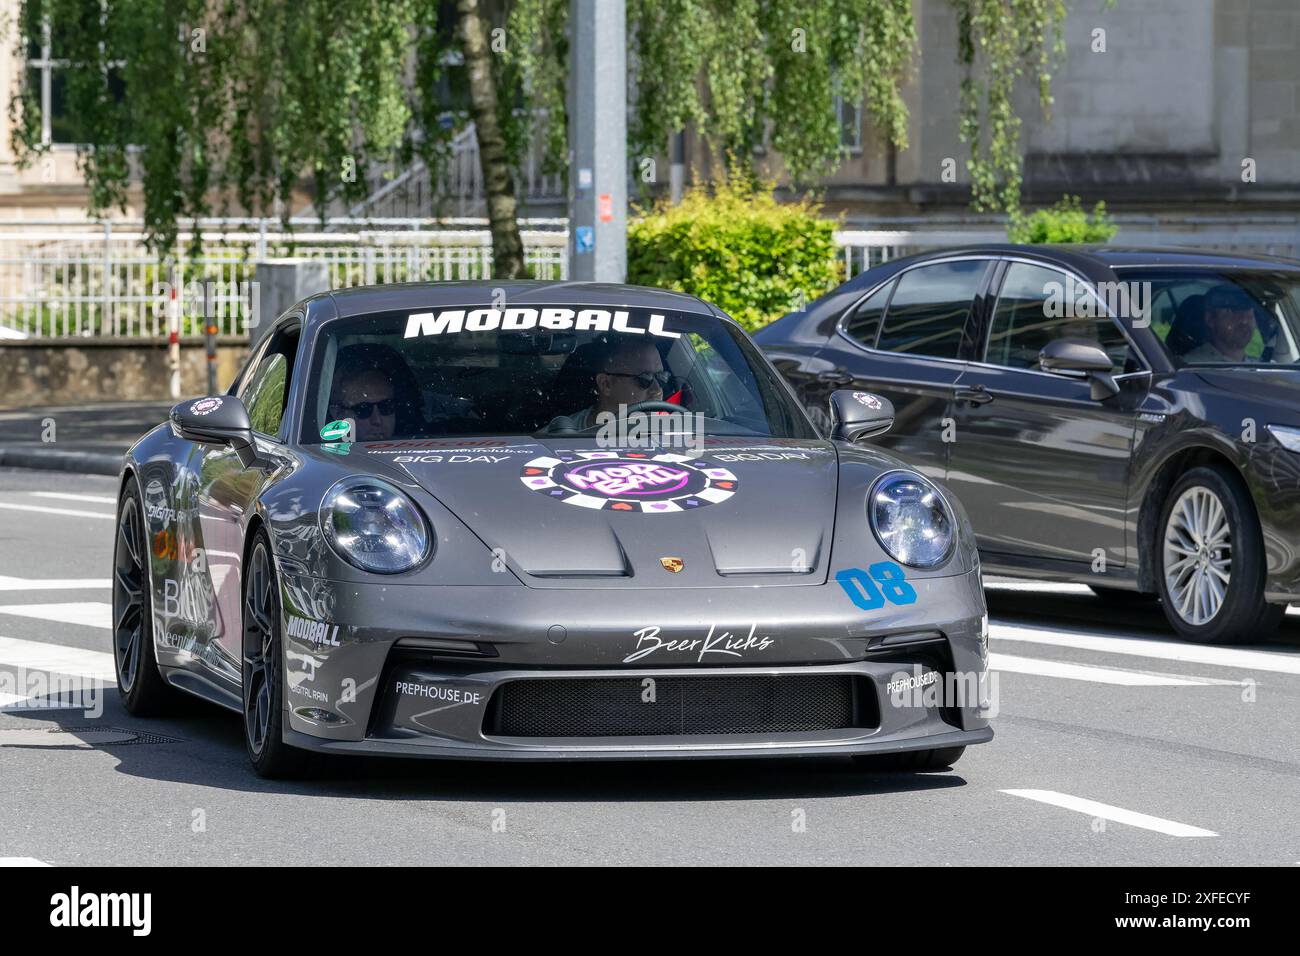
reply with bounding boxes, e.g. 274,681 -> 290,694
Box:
842,279 -> 895,348
985,262 -> 1130,373
875,260 -> 986,359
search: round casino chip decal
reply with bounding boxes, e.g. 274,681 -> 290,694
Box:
519,451 -> 738,513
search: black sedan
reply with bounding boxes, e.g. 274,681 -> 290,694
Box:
758,244 -> 1300,644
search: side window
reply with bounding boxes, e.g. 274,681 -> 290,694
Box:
842,279 -> 895,348
985,263 -> 1130,373
876,260 -> 987,359
239,328 -> 299,438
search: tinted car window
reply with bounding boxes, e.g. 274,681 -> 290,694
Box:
875,260 -> 986,359
842,279 -> 894,348
1114,268 -> 1300,366
985,262 -> 1130,373
301,306 -> 818,441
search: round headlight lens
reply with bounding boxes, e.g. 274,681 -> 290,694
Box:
869,472 -> 955,569
321,478 -> 431,574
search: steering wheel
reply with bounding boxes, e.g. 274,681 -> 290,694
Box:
624,401 -> 684,415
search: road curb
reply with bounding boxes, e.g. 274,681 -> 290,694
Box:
0,447 -> 123,476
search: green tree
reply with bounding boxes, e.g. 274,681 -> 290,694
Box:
9,0 -> 1079,271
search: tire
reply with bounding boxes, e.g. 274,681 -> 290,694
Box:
1155,465 -> 1284,644
1088,585 -> 1156,604
113,481 -> 179,715
852,746 -> 965,771
242,530 -> 320,778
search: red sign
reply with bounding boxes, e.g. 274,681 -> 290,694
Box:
598,193 -> 613,222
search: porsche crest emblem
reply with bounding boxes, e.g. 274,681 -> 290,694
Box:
659,556 -> 684,573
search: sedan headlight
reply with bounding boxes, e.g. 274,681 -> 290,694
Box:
321,477 -> 431,574
869,471 -> 955,569
1267,424 -> 1300,453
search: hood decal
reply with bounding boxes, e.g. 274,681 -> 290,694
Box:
519,450 -> 738,513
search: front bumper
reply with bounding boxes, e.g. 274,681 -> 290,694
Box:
278,567 -> 992,761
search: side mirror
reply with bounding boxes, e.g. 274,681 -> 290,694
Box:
169,395 -> 263,468
1039,339 -> 1120,401
830,390 -> 895,444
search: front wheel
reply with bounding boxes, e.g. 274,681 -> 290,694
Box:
852,746 -> 965,771
242,531 -> 319,778
1156,466 -> 1283,644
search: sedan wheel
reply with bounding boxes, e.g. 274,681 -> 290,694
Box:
1155,465 -> 1282,644
1163,486 -> 1231,626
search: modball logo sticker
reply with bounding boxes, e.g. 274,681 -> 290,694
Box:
519,450 -> 738,513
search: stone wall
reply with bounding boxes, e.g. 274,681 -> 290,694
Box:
0,338 -> 249,409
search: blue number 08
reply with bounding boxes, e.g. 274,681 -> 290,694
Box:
835,562 -> 918,610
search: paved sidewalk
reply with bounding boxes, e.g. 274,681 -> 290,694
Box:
0,401 -> 174,475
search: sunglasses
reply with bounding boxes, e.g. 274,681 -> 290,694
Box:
336,398 -> 395,418
604,370 -> 675,391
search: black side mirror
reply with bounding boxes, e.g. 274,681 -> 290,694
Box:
169,396 -> 263,468
830,390 -> 895,443
1039,339 -> 1120,401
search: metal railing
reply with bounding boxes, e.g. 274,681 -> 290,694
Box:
0,216 -> 1295,339
0,219 -> 569,338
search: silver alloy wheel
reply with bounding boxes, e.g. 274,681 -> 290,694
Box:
1163,486 -> 1231,626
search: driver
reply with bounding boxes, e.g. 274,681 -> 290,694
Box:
1184,287 -> 1260,364
547,338 -> 671,432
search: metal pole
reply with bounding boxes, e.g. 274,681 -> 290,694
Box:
567,0 -> 626,282
168,263 -> 181,400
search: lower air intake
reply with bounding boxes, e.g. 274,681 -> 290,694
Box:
487,674 -> 860,738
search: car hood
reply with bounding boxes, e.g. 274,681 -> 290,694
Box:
368,437 -> 840,587
1192,367 -> 1300,408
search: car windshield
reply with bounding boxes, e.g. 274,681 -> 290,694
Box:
299,304 -> 817,443
1116,268 -> 1300,367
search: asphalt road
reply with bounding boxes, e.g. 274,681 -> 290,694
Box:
1,466 -> 1298,866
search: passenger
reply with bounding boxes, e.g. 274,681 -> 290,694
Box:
329,367 -> 399,442
326,344 -> 424,441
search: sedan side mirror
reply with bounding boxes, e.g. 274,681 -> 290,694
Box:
1039,339 -> 1120,401
830,390 -> 895,443
169,395 -> 263,468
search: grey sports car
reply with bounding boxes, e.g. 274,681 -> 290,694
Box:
112,282 -> 992,777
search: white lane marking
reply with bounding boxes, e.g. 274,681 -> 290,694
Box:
991,621 -> 1300,675
0,636 -> 116,681
30,492 -> 117,505
984,580 -> 1093,594
0,576 -> 110,592
1001,789 -> 1218,838
0,603 -> 112,630
0,858 -> 51,867
0,501 -> 113,521
989,652 -> 1239,687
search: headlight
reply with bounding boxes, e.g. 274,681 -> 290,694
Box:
869,471 -> 955,569
1267,424 -> 1300,453
320,477 -> 431,574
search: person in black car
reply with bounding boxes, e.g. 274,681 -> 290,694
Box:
1183,287 -> 1261,364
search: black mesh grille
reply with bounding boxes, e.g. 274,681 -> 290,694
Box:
487,674 -> 859,738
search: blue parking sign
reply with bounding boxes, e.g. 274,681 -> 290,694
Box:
574,226 -> 594,254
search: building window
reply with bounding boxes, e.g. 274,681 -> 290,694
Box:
25,13 -> 125,146
835,95 -> 862,153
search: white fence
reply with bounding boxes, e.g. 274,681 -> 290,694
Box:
0,217 -> 1295,338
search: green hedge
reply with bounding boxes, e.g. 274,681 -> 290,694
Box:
1007,195 -> 1117,244
627,178 -> 842,331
